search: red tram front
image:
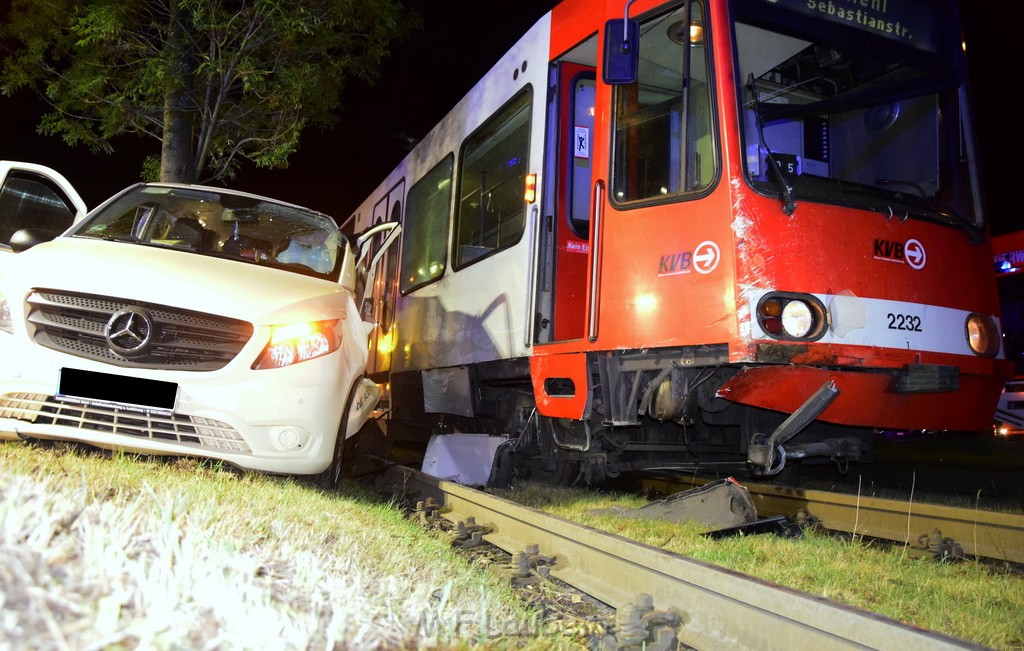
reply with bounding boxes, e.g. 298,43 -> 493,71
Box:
350,0 -> 1009,484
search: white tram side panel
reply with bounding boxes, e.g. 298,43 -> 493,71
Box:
350,14 -> 552,377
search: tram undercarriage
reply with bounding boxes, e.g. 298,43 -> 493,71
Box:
502,399 -> 870,487
387,354 -> 872,487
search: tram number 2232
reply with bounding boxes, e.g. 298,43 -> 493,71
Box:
887,313 -> 924,332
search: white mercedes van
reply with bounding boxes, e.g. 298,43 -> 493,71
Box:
0,162 -> 397,487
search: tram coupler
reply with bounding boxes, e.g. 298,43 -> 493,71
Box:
748,380 -> 839,476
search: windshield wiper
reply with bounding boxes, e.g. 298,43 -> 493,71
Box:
747,74 -> 797,216
916,207 -> 984,245
76,233 -> 141,244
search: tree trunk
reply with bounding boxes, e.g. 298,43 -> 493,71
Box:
159,0 -> 196,183
160,90 -> 196,183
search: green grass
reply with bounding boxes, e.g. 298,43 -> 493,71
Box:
496,481 -> 1024,649
0,442 -> 582,649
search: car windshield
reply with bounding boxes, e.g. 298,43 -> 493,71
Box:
733,0 -> 981,237
72,185 -> 343,280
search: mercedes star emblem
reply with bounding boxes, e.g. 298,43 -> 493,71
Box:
105,307 -> 155,357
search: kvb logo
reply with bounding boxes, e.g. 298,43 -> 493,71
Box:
658,241 -> 720,277
873,238 -> 926,270
658,252 -> 692,277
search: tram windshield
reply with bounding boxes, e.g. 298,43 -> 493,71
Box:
733,0 -> 982,237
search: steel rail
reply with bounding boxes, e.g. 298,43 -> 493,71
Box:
641,475 -> 1024,564
379,465 -> 982,650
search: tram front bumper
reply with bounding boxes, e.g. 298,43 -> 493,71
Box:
717,364 -> 1002,432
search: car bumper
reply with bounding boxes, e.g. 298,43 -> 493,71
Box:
0,338 -> 352,475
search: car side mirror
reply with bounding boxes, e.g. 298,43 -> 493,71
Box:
9,228 -> 58,252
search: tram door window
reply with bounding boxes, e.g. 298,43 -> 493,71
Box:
611,1 -> 716,204
368,181 -> 404,376
553,64 -> 596,341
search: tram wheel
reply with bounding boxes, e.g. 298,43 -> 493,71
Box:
526,459 -> 582,485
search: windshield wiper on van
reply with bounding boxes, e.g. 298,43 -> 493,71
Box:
75,232 -> 141,244
747,74 -> 797,216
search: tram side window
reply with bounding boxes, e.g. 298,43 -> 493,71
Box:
611,1 -> 716,204
454,90 -> 532,268
401,155 -> 453,294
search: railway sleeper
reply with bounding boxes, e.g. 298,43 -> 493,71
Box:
451,516 -> 491,548
593,593 -> 685,651
913,529 -> 966,561
501,544 -> 557,587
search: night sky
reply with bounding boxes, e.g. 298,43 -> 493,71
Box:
0,1 -> 1014,234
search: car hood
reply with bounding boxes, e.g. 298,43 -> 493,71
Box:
6,238 -> 352,324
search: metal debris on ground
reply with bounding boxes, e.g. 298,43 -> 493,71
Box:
704,514 -> 803,540
592,477 -> 757,529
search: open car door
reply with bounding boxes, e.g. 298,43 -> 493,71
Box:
341,220 -> 402,440
0,161 -> 87,261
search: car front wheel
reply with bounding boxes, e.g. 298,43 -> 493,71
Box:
317,378 -> 361,490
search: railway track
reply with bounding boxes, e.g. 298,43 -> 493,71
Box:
638,475 -> 1024,565
376,464 -> 985,650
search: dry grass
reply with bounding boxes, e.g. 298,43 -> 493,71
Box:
0,442 -> 581,650
496,481 -> 1024,649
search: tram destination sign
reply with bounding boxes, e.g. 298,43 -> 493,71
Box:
757,0 -> 937,52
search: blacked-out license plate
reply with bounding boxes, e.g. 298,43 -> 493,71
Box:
58,368 -> 178,412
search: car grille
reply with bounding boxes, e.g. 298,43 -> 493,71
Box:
26,289 -> 254,371
0,393 -> 251,452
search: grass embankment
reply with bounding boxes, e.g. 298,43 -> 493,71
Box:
495,482 -> 1024,649
0,442 -> 579,650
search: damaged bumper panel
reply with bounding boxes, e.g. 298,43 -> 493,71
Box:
717,364 -> 1002,432
891,363 -> 959,393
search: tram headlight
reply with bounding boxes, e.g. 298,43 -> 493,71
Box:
781,301 -> 814,338
965,314 -> 1000,357
756,293 -> 826,341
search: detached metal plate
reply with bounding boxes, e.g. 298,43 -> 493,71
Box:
421,433 -> 504,487
422,366 -> 474,416
892,363 -> 959,393
593,478 -> 758,529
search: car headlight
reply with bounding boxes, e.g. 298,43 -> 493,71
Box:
252,320 -> 340,369
0,292 -> 12,334
757,293 -> 826,340
965,313 -> 1000,357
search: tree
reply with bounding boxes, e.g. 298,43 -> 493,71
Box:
0,0 -> 410,183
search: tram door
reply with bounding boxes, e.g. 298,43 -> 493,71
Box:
366,181 -> 404,378
550,63 -> 596,342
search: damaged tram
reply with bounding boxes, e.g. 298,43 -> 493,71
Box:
349,0 -> 1010,484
